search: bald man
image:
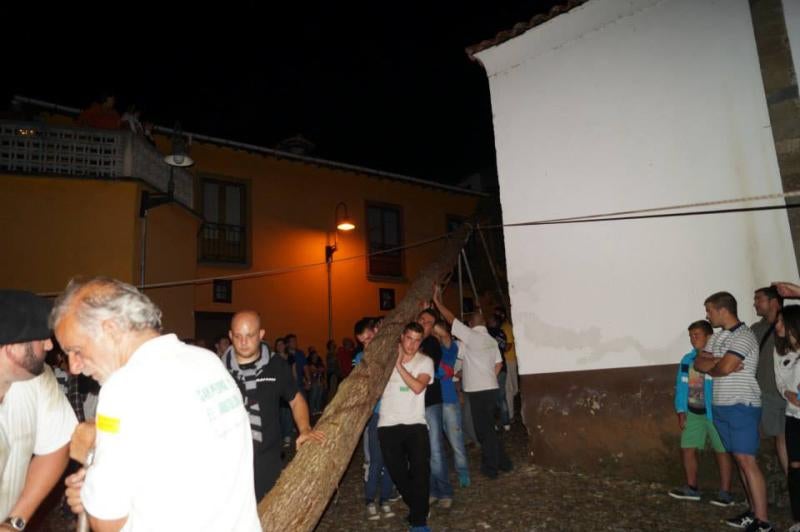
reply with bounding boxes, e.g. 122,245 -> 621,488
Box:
222,311 -> 324,500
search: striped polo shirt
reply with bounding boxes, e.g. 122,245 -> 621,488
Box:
704,323 -> 761,407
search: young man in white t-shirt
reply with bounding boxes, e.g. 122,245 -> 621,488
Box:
0,290 -> 77,531
378,322 -> 434,532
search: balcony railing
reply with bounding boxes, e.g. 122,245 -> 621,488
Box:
368,242 -> 403,278
0,120 -> 193,208
198,222 -> 247,264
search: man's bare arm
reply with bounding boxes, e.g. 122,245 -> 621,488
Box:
432,285 -> 455,324
395,351 -> 432,395
5,443 -> 70,524
773,282 -> 800,299
289,392 -> 325,449
693,353 -> 717,373
695,353 -> 743,377
89,515 -> 128,532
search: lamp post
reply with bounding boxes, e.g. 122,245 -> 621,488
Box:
138,123 -> 194,288
325,202 -> 355,341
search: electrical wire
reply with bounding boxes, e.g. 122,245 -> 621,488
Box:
36,189 -> 800,296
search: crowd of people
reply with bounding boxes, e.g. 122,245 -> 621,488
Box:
19,276 -> 800,532
0,277 -> 518,532
668,283 -> 800,532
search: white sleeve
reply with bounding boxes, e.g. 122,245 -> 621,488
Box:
34,366 -> 78,456
82,382 -> 134,520
419,356 -> 434,383
775,349 -> 789,397
791,353 -> 800,395
451,320 -> 474,345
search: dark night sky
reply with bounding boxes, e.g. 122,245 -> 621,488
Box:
5,1 -> 560,185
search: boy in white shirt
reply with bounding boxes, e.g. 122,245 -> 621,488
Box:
378,322 -> 434,532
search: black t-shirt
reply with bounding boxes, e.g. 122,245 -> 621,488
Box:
488,327 -> 508,373
235,355 -> 298,454
421,336 -> 443,407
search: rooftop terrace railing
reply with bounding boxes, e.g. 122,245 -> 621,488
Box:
0,120 -> 193,208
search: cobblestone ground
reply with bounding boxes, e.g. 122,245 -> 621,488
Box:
35,419 -> 796,531
314,421 -> 795,532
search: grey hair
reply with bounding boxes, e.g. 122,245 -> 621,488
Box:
50,277 -> 162,334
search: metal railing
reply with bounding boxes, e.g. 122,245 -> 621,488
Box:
368,242 -> 403,278
0,120 -> 193,208
198,222 -> 247,263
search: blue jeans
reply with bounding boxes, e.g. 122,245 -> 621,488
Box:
425,403 -> 453,498
309,383 -> 324,414
442,402 -> 470,480
364,413 -> 394,503
496,371 -> 510,426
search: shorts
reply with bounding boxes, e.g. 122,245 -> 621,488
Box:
712,404 -> 762,455
760,397 -> 787,437
680,411 -> 726,452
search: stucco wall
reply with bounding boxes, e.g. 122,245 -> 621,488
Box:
190,142 -> 481,349
476,0 -> 798,376
0,175 -> 139,292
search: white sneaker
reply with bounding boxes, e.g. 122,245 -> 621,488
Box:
788,523 -> 800,532
366,503 -> 380,521
438,498 -> 453,509
380,503 -> 395,518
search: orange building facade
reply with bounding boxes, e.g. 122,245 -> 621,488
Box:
1,98 -> 488,351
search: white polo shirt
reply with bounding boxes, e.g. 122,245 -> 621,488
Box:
0,365 -> 77,520
82,334 -> 260,531
378,352 -> 434,428
452,319 -> 501,393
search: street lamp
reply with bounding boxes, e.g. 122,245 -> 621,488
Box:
139,123 -> 195,288
325,202 -> 355,340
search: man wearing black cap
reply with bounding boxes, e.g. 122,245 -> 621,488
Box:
0,290 -> 78,531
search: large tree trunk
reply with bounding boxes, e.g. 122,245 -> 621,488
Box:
258,225 -> 471,531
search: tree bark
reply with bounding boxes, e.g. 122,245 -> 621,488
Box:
258,224 -> 471,531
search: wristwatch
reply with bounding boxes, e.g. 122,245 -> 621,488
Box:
3,516 -> 25,530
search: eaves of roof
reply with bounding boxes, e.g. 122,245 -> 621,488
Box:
465,0 -> 588,60
12,95 -> 489,198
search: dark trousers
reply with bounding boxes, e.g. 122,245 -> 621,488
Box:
467,389 -> 513,477
787,416 -> 800,520
378,424 -> 430,527
254,446 -> 282,502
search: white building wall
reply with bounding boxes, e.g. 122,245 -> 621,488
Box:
785,0 -> 800,78
476,0 -> 798,375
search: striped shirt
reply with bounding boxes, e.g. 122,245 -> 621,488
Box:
704,323 -> 761,407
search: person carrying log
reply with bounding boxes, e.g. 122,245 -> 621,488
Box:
58,277 -> 261,531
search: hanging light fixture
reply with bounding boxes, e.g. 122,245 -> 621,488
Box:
163,122 -> 194,167
335,202 -> 355,231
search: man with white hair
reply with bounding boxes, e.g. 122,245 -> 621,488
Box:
0,290 -> 77,531
57,277 -> 260,531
